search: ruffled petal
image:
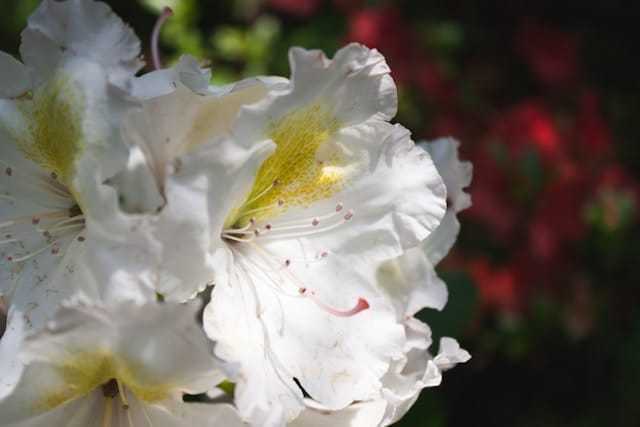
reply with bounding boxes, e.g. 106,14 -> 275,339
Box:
20,0 -> 141,90
204,251 -> 404,426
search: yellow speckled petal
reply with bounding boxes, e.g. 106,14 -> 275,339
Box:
14,77 -> 84,190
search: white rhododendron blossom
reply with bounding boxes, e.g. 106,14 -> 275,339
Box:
0,299 -> 243,427
0,0 -> 156,398
0,1 -> 473,426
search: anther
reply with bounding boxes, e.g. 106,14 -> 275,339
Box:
343,210 -> 354,221
51,245 -> 60,255
151,6 -> 174,70
285,259 -> 291,267
320,251 -> 328,258
50,172 -> 57,180
31,217 -> 40,225
254,229 -> 260,237
273,179 -> 280,186
5,167 -> 11,177
77,236 -> 85,242
265,224 -> 272,230
335,203 -> 343,212
312,218 -> 319,226
278,198 -> 285,206
250,217 -> 256,224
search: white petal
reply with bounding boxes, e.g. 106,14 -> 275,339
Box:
376,246 -> 448,317
418,137 -> 472,265
419,137 -> 472,214
433,337 -> 471,371
122,77 -> 277,192
133,55 -> 212,99
204,252 -> 404,425
0,52 -> 30,99
235,44 -> 396,150
20,0 -> 141,90
291,399 -> 387,427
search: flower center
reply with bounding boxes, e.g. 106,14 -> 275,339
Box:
222,201 -> 368,318
38,351 -> 171,412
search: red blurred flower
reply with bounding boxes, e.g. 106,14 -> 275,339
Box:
346,6 -> 414,84
489,99 -> 562,164
515,22 -> 581,87
268,0 -> 321,18
470,258 -> 520,313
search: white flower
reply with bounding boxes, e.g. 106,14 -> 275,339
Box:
120,42 -> 447,425
0,0 -> 149,397
199,45 -> 446,425
0,298 -> 242,427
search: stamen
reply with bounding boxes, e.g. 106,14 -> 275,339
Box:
242,179 -> 281,207
238,201 -> 285,217
102,397 -> 113,427
335,203 -> 343,212
5,167 -> 11,176
299,288 -> 370,317
0,210 -> 71,229
151,6 -> 174,70
9,239 -> 58,263
116,379 -> 129,409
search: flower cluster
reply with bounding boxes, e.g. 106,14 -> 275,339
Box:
0,1 -> 471,426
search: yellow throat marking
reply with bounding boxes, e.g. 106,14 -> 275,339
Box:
17,76 -> 84,189
38,351 -> 172,410
230,104 -> 346,227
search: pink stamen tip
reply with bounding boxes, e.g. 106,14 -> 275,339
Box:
335,203 -> 343,212
312,218 -> 319,226
343,210 -> 354,221
306,292 -> 370,317
278,199 -> 285,206
151,6 -> 174,70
